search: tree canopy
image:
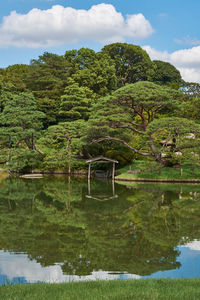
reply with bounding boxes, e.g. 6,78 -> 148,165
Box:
102,43 -> 155,87
152,60 -> 182,86
0,42 -> 199,172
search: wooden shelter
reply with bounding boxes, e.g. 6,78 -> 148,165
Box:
86,156 -> 118,180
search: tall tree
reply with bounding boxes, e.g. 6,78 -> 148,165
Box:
0,64 -> 30,93
152,60 -> 182,86
0,92 -> 45,170
65,48 -> 117,96
101,43 -> 155,87
59,80 -> 94,121
25,52 -> 71,126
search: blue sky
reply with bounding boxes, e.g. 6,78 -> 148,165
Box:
1,0 -> 200,82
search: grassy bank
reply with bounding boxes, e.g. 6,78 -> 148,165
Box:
116,161 -> 200,181
0,169 -> 9,182
1,279 -> 200,300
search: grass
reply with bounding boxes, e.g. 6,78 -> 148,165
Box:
1,279 -> 200,300
116,161 -> 200,180
0,170 -> 9,182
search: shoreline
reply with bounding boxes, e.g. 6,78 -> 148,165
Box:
115,177 -> 200,183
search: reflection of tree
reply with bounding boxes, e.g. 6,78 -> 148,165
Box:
1,178 -> 200,276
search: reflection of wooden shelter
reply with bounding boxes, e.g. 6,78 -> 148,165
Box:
86,180 -> 118,201
86,156 -> 118,181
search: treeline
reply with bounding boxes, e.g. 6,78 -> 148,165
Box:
0,42 -> 200,172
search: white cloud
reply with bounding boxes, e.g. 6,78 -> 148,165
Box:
158,13 -> 168,18
143,45 -> 200,83
174,35 -> 200,46
0,4 -> 154,48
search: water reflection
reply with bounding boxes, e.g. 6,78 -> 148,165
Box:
1,177 -> 200,284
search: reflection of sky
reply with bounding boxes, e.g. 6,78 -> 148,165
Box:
1,240 -> 200,285
143,240 -> 200,279
0,251 -> 140,285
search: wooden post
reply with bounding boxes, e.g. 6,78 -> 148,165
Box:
112,162 -> 115,181
88,163 -> 91,180
88,178 -> 91,195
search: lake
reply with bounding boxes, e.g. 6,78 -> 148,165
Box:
0,176 -> 200,284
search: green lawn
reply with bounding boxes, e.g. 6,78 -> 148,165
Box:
116,161 -> 200,180
1,279 -> 200,300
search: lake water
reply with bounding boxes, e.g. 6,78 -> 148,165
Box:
1,176 -> 200,284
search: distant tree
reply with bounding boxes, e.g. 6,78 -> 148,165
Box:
65,48 -> 117,96
144,117 -> 200,165
59,80 -> 94,122
25,52 -> 71,126
0,92 -> 45,170
40,120 -> 88,173
101,43 -> 155,87
0,64 -> 30,92
181,82 -> 200,98
152,60 -> 182,86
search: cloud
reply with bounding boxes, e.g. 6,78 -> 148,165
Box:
143,45 -> 200,83
0,4 -> 154,48
174,35 -> 200,46
158,13 -> 168,18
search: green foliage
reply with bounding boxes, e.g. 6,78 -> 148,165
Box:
179,96 -> 200,122
0,92 -> 45,171
181,82 -> 200,98
152,60 -> 182,85
0,92 -> 45,148
90,81 -> 182,137
102,43 -> 155,87
1,149 -> 42,172
1,43 -> 200,169
25,52 -> 71,126
88,82 -> 183,160
39,120 -> 88,171
105,149 -> 134,167
144,117 -> 200,165
59,81 -> 94,121
0,64 -> 30,92
65,48 -> 117,96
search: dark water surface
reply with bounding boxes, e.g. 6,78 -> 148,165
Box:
1,176 -> 200,284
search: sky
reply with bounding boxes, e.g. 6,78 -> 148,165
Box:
1,0 -> 200,82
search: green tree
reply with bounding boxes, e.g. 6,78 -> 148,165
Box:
59,80 -> 94,121
0,64 -> 30,92
65,48 -> 117,96
144,117 -> 200,165
0,92 -> 45,170
181,82 -> 200,98
89,81 -> 182,159
25,52 -> 71,126
152,60 -> 182,86
102,43 -> 155,87
40,120 -> 88,172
